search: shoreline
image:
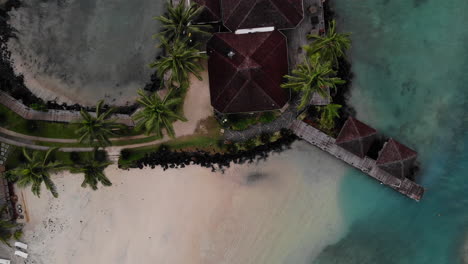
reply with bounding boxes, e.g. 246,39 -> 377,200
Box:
19,142 -> 351,263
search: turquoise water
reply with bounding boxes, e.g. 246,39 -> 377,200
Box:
313,0 -> 468,263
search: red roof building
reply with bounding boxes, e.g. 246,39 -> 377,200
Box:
221,0 -> 304,31
193,0 -> 221,23
376,139 -> 418,179
335,117 -> 377,158
207,31 -> 290,113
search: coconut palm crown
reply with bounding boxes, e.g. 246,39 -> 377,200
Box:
70,151 -> 112,191
8,148 -> 63,198
319,103 -> 342,131
305,20 -> 351,66
133,89 -> 187,137
151,37 -> 206,89
281,54 -> 345,110
76,100 -> 123,147
155,1 -> 210,41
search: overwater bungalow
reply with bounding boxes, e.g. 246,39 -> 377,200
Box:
335,117 -> 377,158
376,139 -> 417,179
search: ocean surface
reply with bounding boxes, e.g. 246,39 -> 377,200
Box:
313,0 -> 468,263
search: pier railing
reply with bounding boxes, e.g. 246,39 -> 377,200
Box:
0,91 -> 135,126
290,120 -> 424,201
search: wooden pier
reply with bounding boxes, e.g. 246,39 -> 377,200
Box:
0,91 -> 135,126
290,120 -> 424,201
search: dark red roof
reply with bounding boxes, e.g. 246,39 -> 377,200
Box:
193,0 -> 221,22
207,31 -> 290,113
376,139 -> 418,179
221,0 -> 304,31
335,117 -> 377,157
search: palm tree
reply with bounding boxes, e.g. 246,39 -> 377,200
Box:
70,151 -> 112,190
305,20 -> 351,66
133,89 -> 187,137
281,54 -> 345,110
318,103 -> 342,131
76,100 -> 123,147
8,148 -> 63,198
155,1 -> 210,41
151,37 -> 207,89
0,206 -> 19,246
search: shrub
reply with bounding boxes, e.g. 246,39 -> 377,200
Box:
0,112 -> 6,125
120,149 -> 131,160
25,120 -> 39,133
29,102 -> 48,112
95,150 -> 108,162
260,133 -> 272,144
258,111 -> 277,124
70,152 -> 81,163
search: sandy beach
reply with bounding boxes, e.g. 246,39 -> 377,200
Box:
15,143 -> 349,264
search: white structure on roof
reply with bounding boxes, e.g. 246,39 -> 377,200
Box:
235,27 -> 275,34
0,259 -> 10,264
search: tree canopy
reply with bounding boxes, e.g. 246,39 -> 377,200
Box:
281,54 -> 345,110
133,89 -> 187,137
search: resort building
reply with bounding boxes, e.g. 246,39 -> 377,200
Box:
197,0 -> 304,113
207,31 -> 290,113
376,139 -> 418,179
335,117 -> 377,158
220,0 -> 304,31
192,0 -> 221,23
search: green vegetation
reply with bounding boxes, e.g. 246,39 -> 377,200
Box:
282,54 -> 345,110
155,1 -> 210,41
305,20 -> 351,66
0,104 -> 82,139
318,104 -> 342,132
133,89 -> 187,137
224,111 -> 280,131
6,148 -> 63,198
119,135 -> 222,168
0,205 -> 21,246
70,151 -> 113,190
76,100 -> 124,147
151,37 -> 207,89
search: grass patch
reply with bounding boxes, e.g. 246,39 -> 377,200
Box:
5,147 -> 97,170
118,135 -> 223,168
224,111 -> 280,131
0,104 -> 140,139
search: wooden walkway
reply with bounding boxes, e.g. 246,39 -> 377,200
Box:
0,91 -> 135,126
290,120 -> 424,201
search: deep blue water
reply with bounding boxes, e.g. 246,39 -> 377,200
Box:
313,0 -> 468,263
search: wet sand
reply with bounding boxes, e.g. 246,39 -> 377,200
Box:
7,0 -> 165,106
19,143 -> 349,264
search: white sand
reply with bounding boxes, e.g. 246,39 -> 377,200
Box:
17,143 -> 350,264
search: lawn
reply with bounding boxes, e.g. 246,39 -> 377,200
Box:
0,104 -> 140,139
5,147 -> 98,170
224,111 -> 280,131
119,135 -> 224,168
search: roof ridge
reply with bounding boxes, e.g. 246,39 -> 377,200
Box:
269,0 -> 302,24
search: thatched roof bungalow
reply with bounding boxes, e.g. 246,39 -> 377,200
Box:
335,117 -> 377,158
376,139 -> 417,179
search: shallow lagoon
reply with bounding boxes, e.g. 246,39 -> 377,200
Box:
313,0 -> 468,263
